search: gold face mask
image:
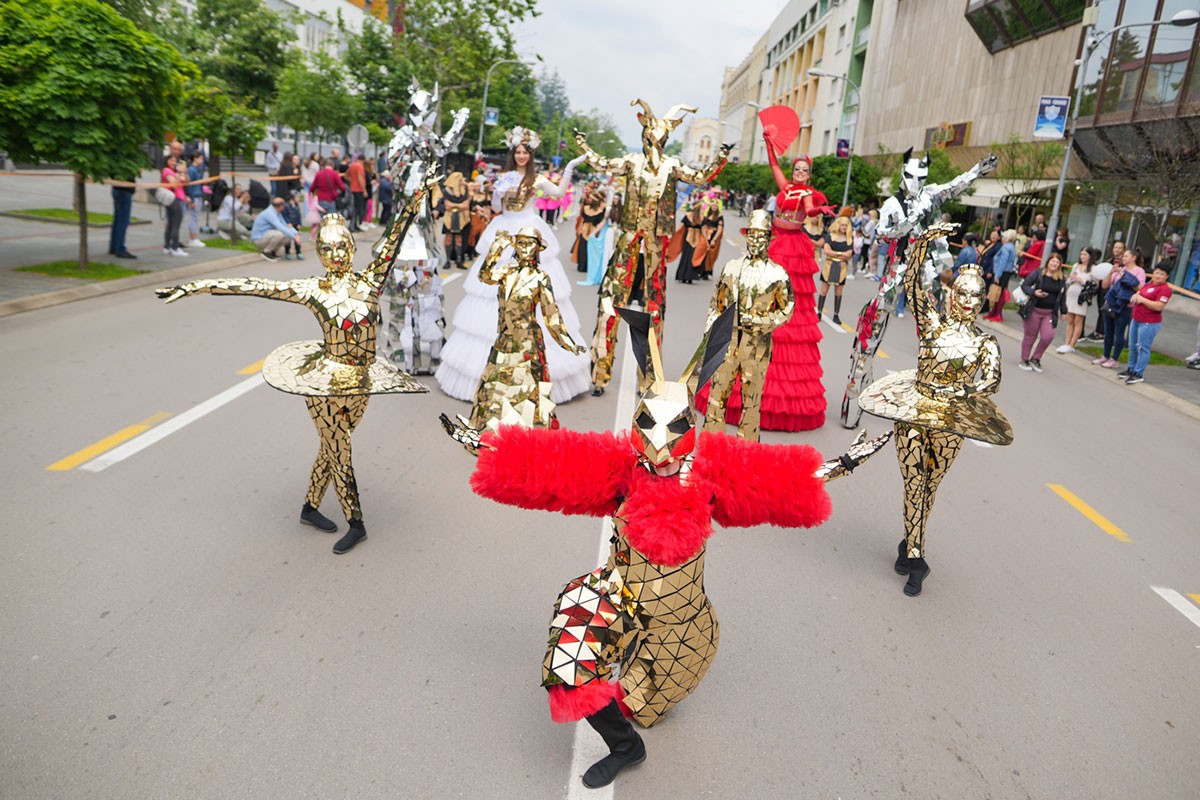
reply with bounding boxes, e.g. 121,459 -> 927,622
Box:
316,214 -> 356,276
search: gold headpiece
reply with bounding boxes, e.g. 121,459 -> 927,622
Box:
745,209 -> 772,233
505,126 -> 541,151
632,98 -> 697,145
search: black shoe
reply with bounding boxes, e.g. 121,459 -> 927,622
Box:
591,386 -> 606,397
1116,369 -> 1130,378
115,251 -> 138,259
904,558 -> 930,596
1125,374 -> 1144,385
456,262 -> 468,269
894,539 -> 910,575
333,521 -> 367,554
832,314 -> 842,325
582,700 -> 647,789
300,503 -> 337,532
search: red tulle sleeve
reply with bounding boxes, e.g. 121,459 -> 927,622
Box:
471,426 -> 634,517
693,432 -> 832,529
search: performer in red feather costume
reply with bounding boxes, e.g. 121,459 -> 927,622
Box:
442,307 -> 888,789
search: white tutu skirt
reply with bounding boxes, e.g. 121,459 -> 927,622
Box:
435,207 -> 593,402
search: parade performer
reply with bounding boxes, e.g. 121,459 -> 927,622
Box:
383,79 -> 470,373
700,194 -> 725,279
840,148 -> 997,428
669,201 -> 707,284
575,99 -> 731,395
435,127 -> 591,404
739,121 -> 833,432
470,227 -> 586,431
156,169 -> 439,555
439,170 -> 472,270
859,223 -> 1013,596
442,308 -> 889,789
818,208 -> 855,324
694,210 -> 795,441
572,184 -> 607,275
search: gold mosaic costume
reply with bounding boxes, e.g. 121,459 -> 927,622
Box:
470,228 -> 585,430
158,181 -> 433,552
859,223 -> 1013,595
696,210 -> 795,441
576,99 -> 731,393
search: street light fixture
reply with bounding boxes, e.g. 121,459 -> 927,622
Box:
1042,8 -> 1200,269
476,58 -> 537,155
808,67 -> 860,209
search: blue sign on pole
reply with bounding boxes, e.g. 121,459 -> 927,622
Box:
1033,96 -> 1070,139
484,107 -> 500,127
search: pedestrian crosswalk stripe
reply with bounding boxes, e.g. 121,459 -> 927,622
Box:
1046,483 -> 1131,542
1151,587 -> 1200,632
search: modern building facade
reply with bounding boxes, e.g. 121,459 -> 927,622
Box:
719,34 -> 768,163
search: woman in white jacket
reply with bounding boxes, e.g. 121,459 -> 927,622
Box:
435,127 -> 591,403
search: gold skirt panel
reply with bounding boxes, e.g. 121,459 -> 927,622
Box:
859,369 -> 1012,446
262,340 -> 428,397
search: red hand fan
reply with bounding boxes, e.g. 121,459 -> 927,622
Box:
758,106 -> 800,154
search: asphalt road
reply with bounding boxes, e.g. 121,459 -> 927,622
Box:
2,218 -> 1198,800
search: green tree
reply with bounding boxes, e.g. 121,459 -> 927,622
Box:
160,0 -> 296,111
812,154 -> 882,209
990,134 -> 1063,228
538,69 -> 570,123
340,17 -> 416,127
0,0 -> 192,268
273,52 -> 363,156
177,76 -> 267,178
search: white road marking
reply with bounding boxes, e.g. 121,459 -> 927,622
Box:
820,314 -> 847,334
1151,587 -> 1200,632
565,336 -> 637,800
970,441 -> 993,449
441,272 -> 462,286
80,376 -> 263,471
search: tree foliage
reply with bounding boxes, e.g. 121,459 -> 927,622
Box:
273,51 -> 363,151
0,0 -> 192,267
177,76 -> 267,174
160,0 -> 296,111
339,18 -> 416,128
811,154 -> 883,209
990,134 -> 1063,228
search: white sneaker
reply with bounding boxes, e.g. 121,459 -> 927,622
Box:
163,248 -> 173,255
171,248 -> 190,257
1185,352 -> 1200,364
847,273 -> 855,280
188,239 -> 206,248
897,312 -> 904,318
1056,345 -> 1074,354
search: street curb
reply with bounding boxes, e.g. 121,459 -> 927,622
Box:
0,252 -> 260,319
980,318 -> 1200,423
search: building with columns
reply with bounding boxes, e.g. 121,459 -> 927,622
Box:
680,118 -> 723,168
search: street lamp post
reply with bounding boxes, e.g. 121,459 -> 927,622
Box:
1042,8 -> 1200,270
476,59 -> 535,155
808,67 -> 860,210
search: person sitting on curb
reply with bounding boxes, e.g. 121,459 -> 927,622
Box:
217,186 -> 252,238
251,197 -> 302,262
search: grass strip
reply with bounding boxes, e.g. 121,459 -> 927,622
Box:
15,260 -> 145,281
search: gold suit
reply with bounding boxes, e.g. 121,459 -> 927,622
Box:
859,224 -> 1012,564
158,191 -> 431,525
700,218 -> 795,441
577,100 -> 730,392
470,230 -> 584,430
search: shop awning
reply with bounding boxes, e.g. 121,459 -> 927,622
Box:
961,177 -> 1060,208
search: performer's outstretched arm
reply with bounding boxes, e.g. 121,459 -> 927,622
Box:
460,425 -> 634,517
157,277 -> 302,305
674,144 -> 732,187
764,137 -> 790,194
538,280 -> 586,355
926,154 -> 998,206
535,154 -> 587,199
364,162 -> 441,289
573,130 -> 627,175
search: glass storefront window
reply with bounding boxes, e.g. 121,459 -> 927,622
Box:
964,0 -> 1084,52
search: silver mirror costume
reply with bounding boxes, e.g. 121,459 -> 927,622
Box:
859,222 -> 1013,596
384,79 -> 470,374
156,170 -> 436,555
441,308 -> 889,788
840,149 -> 998,428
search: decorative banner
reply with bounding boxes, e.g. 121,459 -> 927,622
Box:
836,138 -> 850,158
1033,96 -> 1070,139
484,107 -> 500,127
924,121 -> 971,149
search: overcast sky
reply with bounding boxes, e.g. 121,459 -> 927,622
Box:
513,1 -> 786,148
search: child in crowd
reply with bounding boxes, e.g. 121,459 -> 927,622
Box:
282,192 -> 304,260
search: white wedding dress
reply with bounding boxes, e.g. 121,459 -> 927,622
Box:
435,163 -> 592,403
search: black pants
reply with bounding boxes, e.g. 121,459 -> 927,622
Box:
163,202 -> 183,250
351,192 -> 366,230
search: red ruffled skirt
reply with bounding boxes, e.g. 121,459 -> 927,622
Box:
696,227 -> 825,430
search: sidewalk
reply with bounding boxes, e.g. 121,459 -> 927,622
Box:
981,294 -> 1200,421
0,168 -> 268,313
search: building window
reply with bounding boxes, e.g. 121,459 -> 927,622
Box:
838,25 -> 846,51
964,0 -> 1085,54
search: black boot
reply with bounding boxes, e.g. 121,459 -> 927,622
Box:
300,502 -> 337,532
904,557 -> 930,596
894,539 -> 910,575
333,520 -> 367,554
581,700 -> 646,789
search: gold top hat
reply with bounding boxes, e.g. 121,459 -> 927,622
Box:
745,209 -> 772,233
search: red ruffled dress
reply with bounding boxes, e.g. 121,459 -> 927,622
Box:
696,185 -> 826,431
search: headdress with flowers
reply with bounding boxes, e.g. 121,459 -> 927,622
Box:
505,126 -> 541,151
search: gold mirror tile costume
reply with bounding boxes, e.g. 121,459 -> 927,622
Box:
157,177 -> 433,555
859,222 -> 1013,595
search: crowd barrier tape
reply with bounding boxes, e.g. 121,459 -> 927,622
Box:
0,171 -> 304,189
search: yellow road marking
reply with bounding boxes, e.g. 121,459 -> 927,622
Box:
47,412 -> 173,471
1046,484 -> 1131,542
1188,594 -> 1200,606
836,322 -> 890,358
238,359 -> 265,375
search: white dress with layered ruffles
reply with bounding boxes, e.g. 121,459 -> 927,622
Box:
435,168 -> 592,402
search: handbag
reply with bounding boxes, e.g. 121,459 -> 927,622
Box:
155,187 -> 176,207
1017,272 -> 1041,320
1078,280 -> 1099,306
1011,283 -> 1029,305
